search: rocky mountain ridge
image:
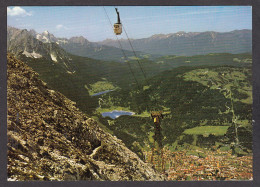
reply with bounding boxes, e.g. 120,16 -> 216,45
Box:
7,26 -> 75,73
7,54 -> 163,181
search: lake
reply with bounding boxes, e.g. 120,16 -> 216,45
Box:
91,90 -> 113,96
102,110 -> 135,119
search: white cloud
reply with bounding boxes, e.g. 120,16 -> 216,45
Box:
56,24 -> 68,30
7,6 -> 32,17
56,24 -> 63,29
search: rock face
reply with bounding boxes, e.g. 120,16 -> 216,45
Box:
7,26 -> 73,66
7,54 -> 163,181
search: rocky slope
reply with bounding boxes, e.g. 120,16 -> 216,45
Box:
7,54 -> 163,181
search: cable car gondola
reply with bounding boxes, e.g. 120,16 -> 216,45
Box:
114,8 -> 122,35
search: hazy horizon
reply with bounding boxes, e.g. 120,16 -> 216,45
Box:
7,6 -> 252,42
7,24 -> 252,43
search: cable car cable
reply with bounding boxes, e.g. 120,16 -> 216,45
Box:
112,7 -> 160,112
103,6 -> 141,90
104,6 -> 161,113
122,25 -> 148,82
103,6 -> 165,170
114,6 -> 148,85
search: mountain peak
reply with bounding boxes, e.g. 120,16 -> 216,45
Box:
43,30 -> 50,35
28,29 -> 37,36
69,36 -> 89,44
176,31 -> 186,34
33,30 -> 58,43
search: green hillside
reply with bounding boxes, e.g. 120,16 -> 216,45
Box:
155,53 -> 252,68
14,52 -> 252,179
18,52 -> 252,155
97,65 -> 252,157
19,52 -> 251,115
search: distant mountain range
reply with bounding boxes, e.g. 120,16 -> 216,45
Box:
99,30 -> 252,56
8,26 -> 147,62
57,36 -> 150,62
7,26 -> 252,63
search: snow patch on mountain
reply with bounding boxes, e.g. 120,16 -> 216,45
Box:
56,39 -> 69,45
22,50 -> 42,58
43,30 -> 49,35
51,53 -> 58,62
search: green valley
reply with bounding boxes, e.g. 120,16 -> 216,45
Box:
96,63 -> 252,160
14,51 -> 253,180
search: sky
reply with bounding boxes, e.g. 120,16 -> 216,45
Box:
7,6 -> 252,42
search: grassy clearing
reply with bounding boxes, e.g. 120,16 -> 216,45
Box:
96,106 -> 131,113
143,85 -> 151,91
233,58 -> 252,63
184,126 -> 229,136
182,67 -> 252,104
128,56 -> 140,60
134,111 -> 151,117
85,79 -> 117,95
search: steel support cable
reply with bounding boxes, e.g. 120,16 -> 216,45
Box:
113,7 -> 148,82
122,25 -> 148,83
104,7 -> 156,112
114,7 -> 167,172
113,6 -> 155,113
102,6 -> 141,90
111,7 -> 164,169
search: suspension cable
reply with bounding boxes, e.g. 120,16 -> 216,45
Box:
103,6 -> 160,112
113,6 -> 148,85
103,6 -> 141,90
103,6 -> 165,170
122,25 -> 148,82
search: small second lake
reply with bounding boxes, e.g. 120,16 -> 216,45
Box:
102,110 -> 135,119
91,90 -> 113,96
